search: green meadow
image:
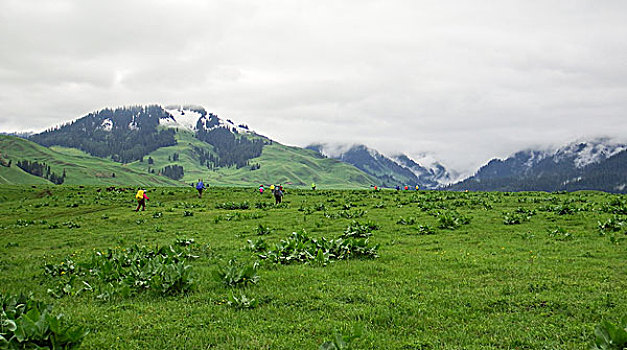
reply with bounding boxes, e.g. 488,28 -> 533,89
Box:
0,185 -> 625,349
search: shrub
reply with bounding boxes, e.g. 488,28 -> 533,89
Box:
396,217 -> 417,225
417,225 -> 436,235
547,227 -> 573,241
503,212 -> 530,225
257,230 -> 379,265
343,220 -> 379,238
227,291 -> 259,310
0,293 -> 88,349
437,211 -> 471,230
215,202 -> 250,210
215,259 -> 260,288
254,224 -> 273,235
598,217 -> 625,235
591,320 -> 627,350
44,241 -> 198,299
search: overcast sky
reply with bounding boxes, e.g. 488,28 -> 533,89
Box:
1,0 -> 626,174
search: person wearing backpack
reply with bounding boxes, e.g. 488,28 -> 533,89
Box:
196,179 -> 205,198
273,186 -> 283,205
135,188 -> 149,212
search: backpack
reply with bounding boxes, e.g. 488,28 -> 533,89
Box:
135,190 -> 145,200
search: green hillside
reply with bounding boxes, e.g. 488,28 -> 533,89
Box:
0,135 -> 181,186
0,163 -> 52,185
206,143 -> 377,188
125,130 -> 378,188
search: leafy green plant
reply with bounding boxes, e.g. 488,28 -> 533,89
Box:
246,238 -> 268,253
503,212 -> 531,225
44,242 -> 198,299
63,221 -> 81,229
215,259 -> 260,288
547,227 -> 573,241
183,210 -> 194,217
175,237 -> 195,246
258,230 -> 379,265
226,291 -> 259,309
343,220 -> 379,238
598,217 -> 625,235
591,320 -> 627,350
254,224 -> 273,235
417,225 -> 436,235
319,325 -> 363,350
215,201 -> 250,210
0,293 -> 89,349
437,211 -> 471,230
396,217 -> 417,225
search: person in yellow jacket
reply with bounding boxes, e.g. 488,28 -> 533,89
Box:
135,188 -> 149,212
270,184 -> 275,191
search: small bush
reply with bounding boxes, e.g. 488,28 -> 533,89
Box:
214,259 -> 260,288
0,293 -> 89,349
591,320 -> 627,350
227,291 -> 259,309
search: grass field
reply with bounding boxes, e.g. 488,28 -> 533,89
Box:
0,185 -> 625,349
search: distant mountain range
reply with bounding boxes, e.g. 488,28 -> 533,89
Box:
306,144 -> 455,189
446,139 -> 627,193
2,104 -> 626,193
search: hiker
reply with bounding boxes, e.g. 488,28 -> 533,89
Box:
273,186 -> 283,205
395,185 -> 400,191
270,184 -> 275,191
404,185 -> 408,190
311,183 -> 316,190
196,179 -> 205,198
135,188 -> 149,212
259,185 -> 264,194
415,185 -> 420,191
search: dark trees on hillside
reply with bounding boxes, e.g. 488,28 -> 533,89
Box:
161,165 -> 184,180
195,127 -> 264,168
16,160 -> 65,184
30,105 -> 177,163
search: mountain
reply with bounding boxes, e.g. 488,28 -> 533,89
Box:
447,139 -> 627,193
23,105 -> 378,188
392,154 -> 459,188
306,144 -> 453,188
0,135 -> 181,186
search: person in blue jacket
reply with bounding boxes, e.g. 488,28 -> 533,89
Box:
196,179 -> 205,198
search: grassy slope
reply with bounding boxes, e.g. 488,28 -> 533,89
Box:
0,135 -> 181,186
206,143 -> 378,188
0,186 -> 625,349
125,130 -> 216,185
0,163 -> 52,185
127,130 -> 378,188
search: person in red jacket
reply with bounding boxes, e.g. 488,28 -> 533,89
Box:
135,188 -> 149,212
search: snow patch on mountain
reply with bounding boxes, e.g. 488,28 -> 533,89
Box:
163,107 -> 203,131
573,143 -> 625,168
99,118 -> 113,131
523,150 -> 548,168
160,106 -> 252,134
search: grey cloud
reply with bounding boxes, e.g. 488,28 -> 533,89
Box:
1,0 -> 627,174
